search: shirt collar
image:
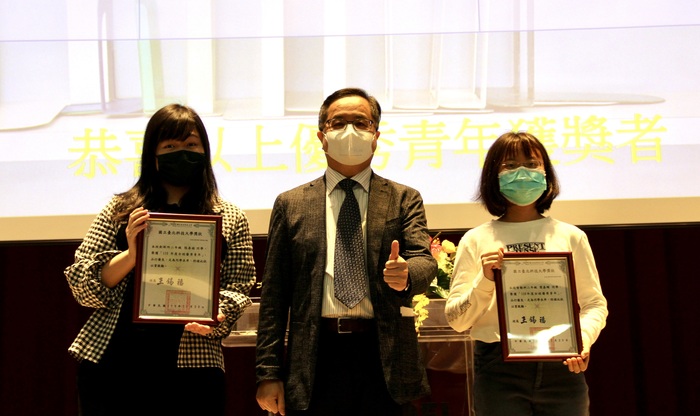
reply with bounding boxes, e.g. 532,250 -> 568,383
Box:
325,167 -> 372,194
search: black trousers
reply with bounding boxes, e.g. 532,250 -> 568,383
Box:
288,325 -> 410,416
77,359 -> 226,416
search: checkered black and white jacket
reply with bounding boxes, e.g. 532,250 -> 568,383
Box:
65,195 -> 256,369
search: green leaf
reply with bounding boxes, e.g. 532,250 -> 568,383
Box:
436,268 -> 451,290
428,286 -> 449,299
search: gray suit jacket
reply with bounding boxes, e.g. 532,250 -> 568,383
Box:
255,172 -> 436,409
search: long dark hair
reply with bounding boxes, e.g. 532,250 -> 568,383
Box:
477,131 -> 560,217
113,104 -> 219,222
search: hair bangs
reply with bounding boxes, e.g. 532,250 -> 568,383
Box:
157,113 -> 197,143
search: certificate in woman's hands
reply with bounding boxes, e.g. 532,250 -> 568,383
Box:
133,213 -> 222,325
494,252 -> 583,362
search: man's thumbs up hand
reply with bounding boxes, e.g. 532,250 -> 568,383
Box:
384,240 -> 409,291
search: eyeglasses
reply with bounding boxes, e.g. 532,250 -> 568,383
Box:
501,160 -> 543,170
324,118 -> 375,132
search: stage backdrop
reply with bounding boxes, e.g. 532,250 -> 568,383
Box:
1,0 -> 700,241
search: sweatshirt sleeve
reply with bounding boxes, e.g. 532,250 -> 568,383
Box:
445,231 -> 496,333
572,231 -> 608,351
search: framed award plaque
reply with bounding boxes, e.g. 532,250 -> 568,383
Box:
494,252 -> 583,362
133,212 -> 222,325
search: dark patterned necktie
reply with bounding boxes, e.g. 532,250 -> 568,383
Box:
334,178 -> 367,308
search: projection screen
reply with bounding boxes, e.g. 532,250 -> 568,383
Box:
1,0 -> 699,241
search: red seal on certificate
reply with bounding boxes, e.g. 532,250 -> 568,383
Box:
164,290 -> 192,315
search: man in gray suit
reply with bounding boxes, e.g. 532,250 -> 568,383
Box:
255,88 -> 437,416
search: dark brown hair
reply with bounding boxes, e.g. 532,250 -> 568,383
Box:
113,104 -> 219,222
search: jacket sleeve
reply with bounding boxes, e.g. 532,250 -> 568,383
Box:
64,197 -> 128,309
206,202 -> 256,339
255,194 -> 293,382
400,187 -> 437,297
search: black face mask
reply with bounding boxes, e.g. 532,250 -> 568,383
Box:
156,150 -> 207,187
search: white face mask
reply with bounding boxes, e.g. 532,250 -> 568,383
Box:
324,124 -> 375,166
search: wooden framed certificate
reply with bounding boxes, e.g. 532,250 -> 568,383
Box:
493,252 -> 583,362
133,212 -> 222,325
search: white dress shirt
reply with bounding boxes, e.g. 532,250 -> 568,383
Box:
321,167 -> 375,318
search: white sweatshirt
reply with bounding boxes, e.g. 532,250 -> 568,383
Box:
445,217 -> 608,351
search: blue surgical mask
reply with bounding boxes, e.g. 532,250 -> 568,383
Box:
498,167 -> 547,206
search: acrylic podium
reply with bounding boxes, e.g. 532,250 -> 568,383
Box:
223,299 -> 475,416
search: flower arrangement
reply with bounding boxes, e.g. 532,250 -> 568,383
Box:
413,233 -> 457,333
412,293 -> 430,333
427,234 -> 457,298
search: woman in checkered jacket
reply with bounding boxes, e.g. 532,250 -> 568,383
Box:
65,104 -> 256,416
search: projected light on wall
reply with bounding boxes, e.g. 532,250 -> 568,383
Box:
1,0 -> 699,241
